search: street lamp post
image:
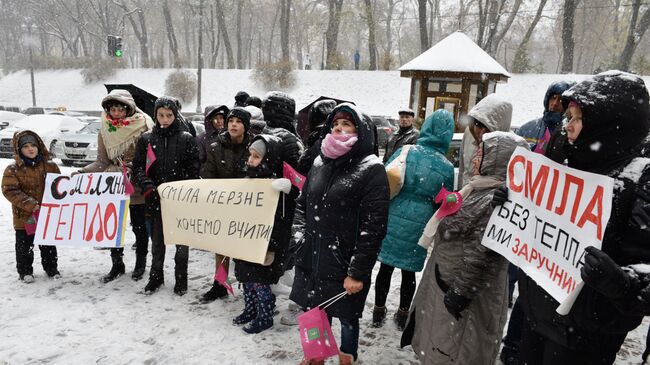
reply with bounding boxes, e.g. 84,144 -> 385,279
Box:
24,21 -> 37,107
196,0 -> 204,114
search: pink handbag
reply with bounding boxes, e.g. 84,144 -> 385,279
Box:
25,210 -> 39,236
298,291 -> 346,361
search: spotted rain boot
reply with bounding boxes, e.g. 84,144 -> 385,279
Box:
233,283 -> 258,325
243,283 -> 275,334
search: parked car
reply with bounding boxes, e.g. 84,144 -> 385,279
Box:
371,115 -> 396,150
52,120 -> 101,166
0,111 -> 27,130
0,115 -> 86,159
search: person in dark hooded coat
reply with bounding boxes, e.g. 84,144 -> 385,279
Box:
196,104 -> 229,167
290,103 -> 389,363
232,134 -> 292,334
297,99 -> 337,175
200,107 -> 252,303
132,96 -> 200,296
516,80 -> 576,152
513,71 -> 650,365
261,91 -> 303,272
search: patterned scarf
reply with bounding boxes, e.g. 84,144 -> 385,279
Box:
101,111 -> 151,161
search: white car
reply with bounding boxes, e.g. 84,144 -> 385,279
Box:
0,110 -> 28,130
0,114 -> 86,159
52,120 -> 101,166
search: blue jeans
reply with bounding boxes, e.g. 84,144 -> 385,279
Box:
327,316 -> 360,360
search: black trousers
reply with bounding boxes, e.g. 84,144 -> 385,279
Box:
149,211 -> 188,281
15,229 -> 58,276
520,321 -> 627,365
110,203 -> 149,260
374,263 -> 417,310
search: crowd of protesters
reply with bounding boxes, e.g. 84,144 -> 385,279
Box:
3,70 -> 650,365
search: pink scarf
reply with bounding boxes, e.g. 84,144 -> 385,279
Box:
321,133 -> 358,159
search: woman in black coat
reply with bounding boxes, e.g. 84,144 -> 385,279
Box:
290,103 -> 389,363
518,71 -> 650,365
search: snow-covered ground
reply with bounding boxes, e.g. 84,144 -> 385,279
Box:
0,69 -> 649,364
0,157 -> 648,364
0,69 -> 648,127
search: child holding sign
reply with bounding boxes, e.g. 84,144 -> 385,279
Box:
2,130 -> 61,283
132,96 -> 200,295
232,135 -> 291,334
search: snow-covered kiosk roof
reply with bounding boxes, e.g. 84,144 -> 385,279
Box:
399,31 -> 510,130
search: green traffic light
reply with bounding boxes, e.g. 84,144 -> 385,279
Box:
115,50 -> 123,57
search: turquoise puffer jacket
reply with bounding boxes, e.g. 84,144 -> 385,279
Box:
378,110 -> 455,272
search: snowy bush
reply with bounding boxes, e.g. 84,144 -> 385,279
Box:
164,69 -> 197,104
251,59 -> 296,90
379,51 -> 395,70
81,59 -> 117,84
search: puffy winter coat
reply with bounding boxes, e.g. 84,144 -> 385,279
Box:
290,103 -> 389,319
297,99 -> 337,175
201,132 -> 251,179
383,126 -> 420,164
378,110 -> 455,272
516,80 -> 576,151
2,130 -> 60,230
83,89 -> 154,205
408,132 -> 529,364
234,134 -> 291,284
519,71 -> 650,348
458,94 -> 513,188
197,104 -> 229,166
132,97 -> 200,213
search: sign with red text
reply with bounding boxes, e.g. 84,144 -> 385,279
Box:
34,173 -> 130,248
159,179 -> 279,265
481,147 -> 614,313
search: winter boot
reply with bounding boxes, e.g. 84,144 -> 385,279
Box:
280,302 -> 301,326
102,257 -> 125,283
233,283 -> 258,325
394,308 -> 409,331
298,360 -> 325,365
200,281 -> 228,303
243,284 -> 275,334
144,272 -> 164,295
20,274 -> 35,284
132,254 -> 147,281
174,271 -> 188,296
339,352 -> 355,365
372,305 -> 387,328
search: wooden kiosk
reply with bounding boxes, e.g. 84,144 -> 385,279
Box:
399,31 -> 510,132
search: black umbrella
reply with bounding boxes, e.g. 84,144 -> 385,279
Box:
104,84 -> 158,120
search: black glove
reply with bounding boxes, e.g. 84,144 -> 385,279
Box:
581,246 -> 631,299
141,179 -> 155,198
491,186 -> 509,207
443,289 -> 471,320
631,191 -> 650,230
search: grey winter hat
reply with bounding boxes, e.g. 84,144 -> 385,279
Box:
249,139 -> 267,158
18,134 -> 38,149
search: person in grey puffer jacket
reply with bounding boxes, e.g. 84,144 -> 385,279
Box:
457,94 -> 513,188
401,131 -> 529,365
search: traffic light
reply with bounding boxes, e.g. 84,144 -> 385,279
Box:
107,35 -> 123,57
114,36 -> 123,57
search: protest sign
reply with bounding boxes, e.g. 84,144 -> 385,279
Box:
34,173 -> 131,248
481,147 -> 614,313
158,178 -> 280,265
